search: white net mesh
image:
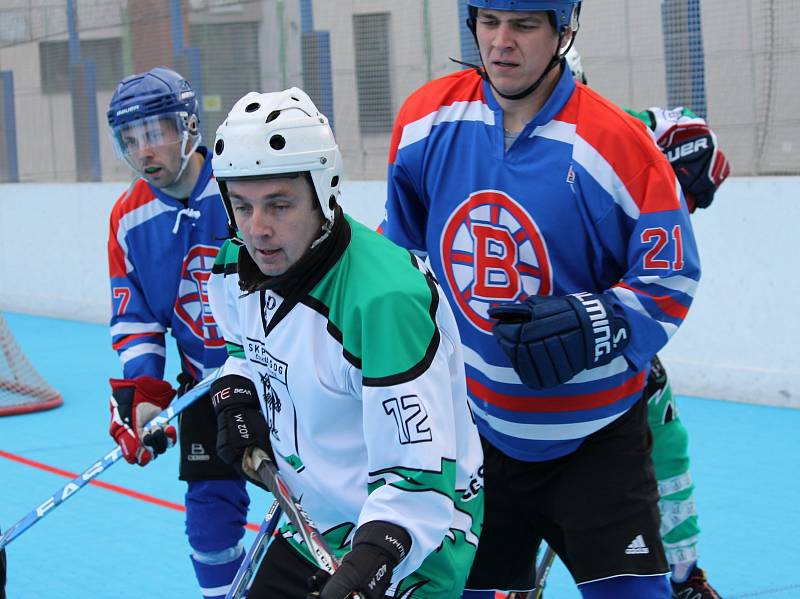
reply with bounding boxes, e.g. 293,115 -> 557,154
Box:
0,0 -> 797,182
0,315 -> 63,416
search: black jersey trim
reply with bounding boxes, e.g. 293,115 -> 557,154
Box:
300,269 -> 442,387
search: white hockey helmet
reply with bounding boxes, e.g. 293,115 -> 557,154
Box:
213,88 -> 342,223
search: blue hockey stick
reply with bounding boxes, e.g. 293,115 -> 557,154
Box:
227,499 -> 282,599
0,369 -> 218,550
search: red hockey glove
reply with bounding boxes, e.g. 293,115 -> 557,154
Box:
109,377 -> 177,466
650,107 -> 731,212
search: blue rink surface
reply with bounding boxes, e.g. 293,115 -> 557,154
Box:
1,312 -> 799,599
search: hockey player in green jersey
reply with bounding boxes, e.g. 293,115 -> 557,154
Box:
566,47 -> 728,599
206,88 -> 484,599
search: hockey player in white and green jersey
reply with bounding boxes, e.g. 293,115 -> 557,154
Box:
206,88 -> 484,599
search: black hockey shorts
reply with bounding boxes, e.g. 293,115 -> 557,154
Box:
177,376 -> 242,481
465,395 -> 668,590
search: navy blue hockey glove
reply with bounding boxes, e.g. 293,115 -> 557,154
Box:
488,293 -> 630,389
210,374 -> 273,485
307,521 -> 412,599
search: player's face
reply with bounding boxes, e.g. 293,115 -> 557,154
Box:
475,9 -> 565,98
227,176 -> 325,277
119,118 -> 183,188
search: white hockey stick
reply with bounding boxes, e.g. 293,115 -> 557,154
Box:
245,447 -> 365,599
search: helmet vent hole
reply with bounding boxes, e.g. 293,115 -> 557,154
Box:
330,176 -> 339,187
329,195 -> 336,211
245,102 -> 261,113
291,96 -> 300,101
256,160 -> 261,165
270,135 -> 286,150
266,110 -> 281,123
214,139 -> 224,155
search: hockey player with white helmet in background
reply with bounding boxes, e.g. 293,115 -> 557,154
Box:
565,45 -> 728,599
382,0 -> 704,597
106,66 -> 251,599
207,87 -> 484,598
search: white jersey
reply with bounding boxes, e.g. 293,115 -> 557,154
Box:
208,213 -> 483,598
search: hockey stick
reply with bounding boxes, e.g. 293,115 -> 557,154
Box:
530,545 -> 557,599
245,447 -> 365,599
226,499 -> 282,599
506,544 -> 557,599
0,369 -> 218,550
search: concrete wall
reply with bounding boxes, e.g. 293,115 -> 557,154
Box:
1,177 -> 798,408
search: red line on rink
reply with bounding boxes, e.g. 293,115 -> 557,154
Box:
0,448 -> 260,532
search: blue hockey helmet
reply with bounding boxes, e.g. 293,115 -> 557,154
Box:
107,67 -> 201,181
467,0 -> 581,34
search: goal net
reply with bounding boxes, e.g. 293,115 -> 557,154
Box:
0,315 -> 63,416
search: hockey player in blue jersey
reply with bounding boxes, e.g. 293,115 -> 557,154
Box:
381,1 -> 702,598
105,67 -> 250,599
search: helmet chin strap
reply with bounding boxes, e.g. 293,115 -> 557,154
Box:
451,25 -> 576,102
171,131 -> 201,187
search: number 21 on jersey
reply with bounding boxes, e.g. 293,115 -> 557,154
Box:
641,226 -> 684,270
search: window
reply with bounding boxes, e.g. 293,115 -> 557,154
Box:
353,12 -> 392,134
190,21 -> 261,143
39,38 -> 123,94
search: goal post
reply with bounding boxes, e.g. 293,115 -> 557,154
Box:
0,314 -> 63,417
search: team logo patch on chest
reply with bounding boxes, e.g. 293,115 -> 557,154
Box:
247,337 -> 288,440
440,191 -> 552,332
175,245 -> 223,346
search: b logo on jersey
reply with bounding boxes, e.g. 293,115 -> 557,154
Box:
440,191 -> 552,333
175,245 -> 224,347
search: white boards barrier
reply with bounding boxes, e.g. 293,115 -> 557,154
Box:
1,178 -> 797,407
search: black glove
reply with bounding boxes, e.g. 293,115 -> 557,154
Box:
307,521 -> 412,599
488,292 -> 629,389
210,374 -> 273,482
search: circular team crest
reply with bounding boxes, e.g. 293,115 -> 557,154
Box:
440,190 -> 552,333
175,245 -> 224,347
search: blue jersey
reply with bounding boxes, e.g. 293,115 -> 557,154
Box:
107,147 -> 230,382
382,66 -> 701,462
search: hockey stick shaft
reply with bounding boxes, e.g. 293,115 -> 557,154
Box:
506,544 -> 557,599
530,544 -> 557,599
227,499 -> 282,599
246,448 -> 365,599
0,369 -> 218,550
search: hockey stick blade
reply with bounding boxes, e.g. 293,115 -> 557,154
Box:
0,368 -> 219,550
227,499 -> 282,599
245,447 -> 365,599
